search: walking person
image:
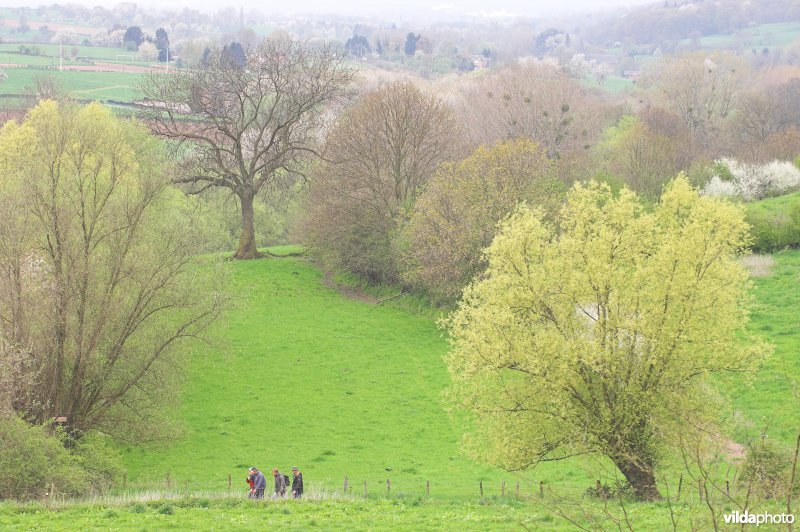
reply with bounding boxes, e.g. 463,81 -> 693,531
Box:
290,466 -> 304,499
250,467 -> 267,499
272,468 -> 287,498
246,470 -> 256,499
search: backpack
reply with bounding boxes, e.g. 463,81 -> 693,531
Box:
283,474 -> 291,487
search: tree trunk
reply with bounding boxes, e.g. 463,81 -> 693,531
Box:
234,192 -> 261,260
614,455 -> 661,501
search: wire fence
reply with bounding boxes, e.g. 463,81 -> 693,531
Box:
85,468 -> 741,505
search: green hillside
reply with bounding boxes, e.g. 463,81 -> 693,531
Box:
119,247 -> 589,499
729,249 -> 800,444
118,241 -> 800,499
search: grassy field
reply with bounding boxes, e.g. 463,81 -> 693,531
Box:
582,76 -> 634,95
0,239 -> 795,527
728,248 -> 800,445
744,191 -> 800,220
104,240 -> 797,523
119,246 -> 594,499
0,494 -> 701,530
0,43 -> 135,61
696,22 -> 800,50
0,68 -> 144,102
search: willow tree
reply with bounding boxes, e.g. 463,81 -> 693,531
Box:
141,38 -> 354,259
444,177 -> 768,500
0,101 -> 219,441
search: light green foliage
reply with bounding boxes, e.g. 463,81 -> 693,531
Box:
744,192 -> 800,252
177,188 -> 299,254
713,160 -> 734,182
444,177 -> 769,498
739,439 -> 798,499
0,417 -> 122,500
596,115 -> 682,198
0,417 -> 83,500
404,139 -> 563,302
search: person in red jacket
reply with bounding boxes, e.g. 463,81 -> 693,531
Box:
246,469 -> 256,499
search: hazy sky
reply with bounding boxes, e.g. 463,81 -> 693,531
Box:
0,0 -> 654,19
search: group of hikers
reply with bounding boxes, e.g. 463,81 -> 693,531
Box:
246,466 -> 304,500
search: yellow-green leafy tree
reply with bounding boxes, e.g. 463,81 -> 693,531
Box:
0,101 -> 220,441
444,177 -> 768,500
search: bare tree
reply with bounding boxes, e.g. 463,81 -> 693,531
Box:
457,62 -> 600,161
140,38 -> 354,259
304,82 -> 463,283
642,52 -> 745,156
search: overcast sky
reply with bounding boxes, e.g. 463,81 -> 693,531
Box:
0,0 -> 654,20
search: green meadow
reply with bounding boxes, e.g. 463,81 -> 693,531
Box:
0,245 -> 796,528
119,246 -> 590,499
103,241 -> 798,525
0,68 -> 144,102
0,43 -> 137,61
728,248 -> 800,445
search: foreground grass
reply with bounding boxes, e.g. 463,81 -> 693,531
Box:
0,497 -> 553,531
1,492 -> 741,531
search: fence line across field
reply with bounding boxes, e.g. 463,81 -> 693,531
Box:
104,470 -> 741,504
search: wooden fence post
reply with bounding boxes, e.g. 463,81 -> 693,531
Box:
479,481 -> 483,497
344,476 -> 349,493
539,481 -> 544,499
426,480 -> 430,496
501,479 -> 505,497
228,473 -> 231,491
364,480 -> 368,498
387,479 -> 391,495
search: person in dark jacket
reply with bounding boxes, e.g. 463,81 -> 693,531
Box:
250,467 -> 266,499
290,466 -> 303,498
272,468 -> 287,497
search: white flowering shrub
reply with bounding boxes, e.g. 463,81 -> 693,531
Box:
702,158 -> 800,200
702,176 -> 738,198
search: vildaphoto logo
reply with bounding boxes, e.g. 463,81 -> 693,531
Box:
723,511 -> 795,526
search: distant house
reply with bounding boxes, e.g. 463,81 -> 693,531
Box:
471,55 -> 489,70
